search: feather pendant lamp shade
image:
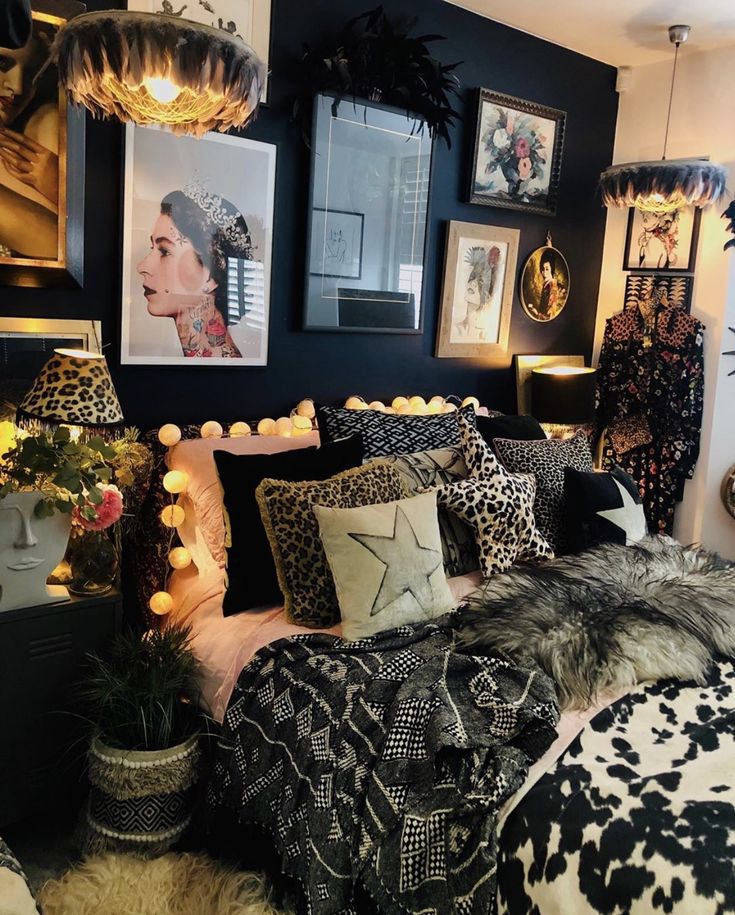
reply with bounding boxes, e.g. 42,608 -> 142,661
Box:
17,349 -> 124,441
599,25 -> 728,213
50,11 -> 265,137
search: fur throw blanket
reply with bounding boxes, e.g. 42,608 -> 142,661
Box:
455,537 -> 735,709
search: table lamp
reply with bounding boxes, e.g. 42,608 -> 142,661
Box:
16,349 -> 124,441
531,366 -> 597,439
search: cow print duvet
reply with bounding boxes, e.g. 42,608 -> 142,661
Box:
497,657 -> 735,915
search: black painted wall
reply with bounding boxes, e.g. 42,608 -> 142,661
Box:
0,0 -> 618,427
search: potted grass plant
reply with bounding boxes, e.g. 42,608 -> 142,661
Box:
81,624 -> 205,855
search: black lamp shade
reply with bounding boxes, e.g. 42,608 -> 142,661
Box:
532,367 -> 597,424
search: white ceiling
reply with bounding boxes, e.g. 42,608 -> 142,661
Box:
446,0 -> 735,66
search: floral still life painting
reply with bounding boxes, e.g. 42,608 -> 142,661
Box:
468,89 -> 566,216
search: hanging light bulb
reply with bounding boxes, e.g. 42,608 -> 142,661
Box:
599,25 -> 727,212
143,76 -> 182,105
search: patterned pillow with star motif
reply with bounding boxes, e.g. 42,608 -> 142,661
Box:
564,465 -> 648,553
313,491 -> 456,640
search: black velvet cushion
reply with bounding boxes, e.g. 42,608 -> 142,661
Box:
214,435 -> 364,616
564,465 -> 648,553
475,413 -> 547,450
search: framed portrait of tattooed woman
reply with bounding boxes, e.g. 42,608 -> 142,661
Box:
120,125 -> 276,366
0,0 -> 86,288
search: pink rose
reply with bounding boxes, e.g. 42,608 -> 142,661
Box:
73,484 -> 124,531
515,137 -> 530,158
518,157 -> 533,180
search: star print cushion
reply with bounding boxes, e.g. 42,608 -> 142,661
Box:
563,465 -> 648,553
379,446 -> 479,577
256,463 -> 406,627
492,431 -> 594,553
435,476 -> 553,578
313,491 -> 455,640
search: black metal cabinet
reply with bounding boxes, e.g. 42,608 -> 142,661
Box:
0,591 -> 123,826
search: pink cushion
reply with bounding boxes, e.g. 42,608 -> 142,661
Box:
167,431 -> 321,571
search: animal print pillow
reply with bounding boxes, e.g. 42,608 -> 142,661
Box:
435,476 -> 553,576
316,403 -> 477,459
256,463 -> 406,627
379,446 -> 479,577
493,431 -> 594,552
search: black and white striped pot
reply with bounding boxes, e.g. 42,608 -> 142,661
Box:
86,734 -> 200,856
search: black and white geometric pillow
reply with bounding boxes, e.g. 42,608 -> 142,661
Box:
564,465 -> 648,553
316,403 -> 476,460
493,432 -> 594,553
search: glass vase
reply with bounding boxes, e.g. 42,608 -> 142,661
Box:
69,530 -> 119,596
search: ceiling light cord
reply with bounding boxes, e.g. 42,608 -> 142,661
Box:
662,40 -> 681,161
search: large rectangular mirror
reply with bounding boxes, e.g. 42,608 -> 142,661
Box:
304,94 -> 433,333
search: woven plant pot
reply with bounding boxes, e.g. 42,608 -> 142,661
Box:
85,734 -> 200,857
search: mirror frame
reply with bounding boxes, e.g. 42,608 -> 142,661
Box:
303,92 -> 435,335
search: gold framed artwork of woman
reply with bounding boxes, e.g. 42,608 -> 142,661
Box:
0,0 -> 86,288
435,220 -> 519,358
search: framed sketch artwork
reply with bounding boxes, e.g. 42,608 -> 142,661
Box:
468,89 -> 566,216
436,221 -> 519,358
0,0 -> 86,288
128,0 -> 272,99
624,206 -> 701,272
519,237 -> 570,322
309,208 -> 364,280
120,125 -> 276,366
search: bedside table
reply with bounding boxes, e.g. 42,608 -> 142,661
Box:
0,590 -> 123,827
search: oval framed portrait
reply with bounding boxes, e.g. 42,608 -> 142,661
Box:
722,464 -> 735,519
520,244 -> 570,322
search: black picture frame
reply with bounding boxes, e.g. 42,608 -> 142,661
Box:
623,207 -> 701,274
0,0 -> 86,289
468,88 -> 566,216
309,207 -> 365,280
624,274 -> 694,314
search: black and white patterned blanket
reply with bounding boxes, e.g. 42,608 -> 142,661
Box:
207,615 -> 559,914
498,657 -> 735,915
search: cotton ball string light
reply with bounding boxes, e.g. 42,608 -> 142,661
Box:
160,504 -> 186,528
397,402 -> 413,415
429,395 -> 445,406
229,421 -> 251,437
368,401 -> 386,412
162,470 -> 188,495
169,547 -> 192,570
158,424 -> 182,447
200,420 -> 223,439
149,591 -> 174,616
275,417 -> 293,437
345,395 -> 368,410
440,402 -> 457,414
427,401 -> 442,414
462,396 -> 480,411
409,395 -> 426,409
291,414 -> 312,436
392,396 -> 409,411
257,418 -> 276,436
296,399 -> 315,420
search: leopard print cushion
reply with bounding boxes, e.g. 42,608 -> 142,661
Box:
20,352 -> 123,425
493,431 -> 594,552
436,416 -> 553,575
256,463 -> 406,627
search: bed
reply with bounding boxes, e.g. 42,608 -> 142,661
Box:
153,424 -> 735,914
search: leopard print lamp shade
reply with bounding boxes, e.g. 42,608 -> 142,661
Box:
17,349 -> 124,439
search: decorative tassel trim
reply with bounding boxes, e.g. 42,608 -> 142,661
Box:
88,736 -> 200,799
51,11 -> 265,137
599,158 -> 729,209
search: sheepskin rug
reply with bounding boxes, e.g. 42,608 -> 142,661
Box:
37,852 -> 289,915
455,536 -> 735,709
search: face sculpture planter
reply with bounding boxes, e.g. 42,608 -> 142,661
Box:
0,492 -> 71,612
